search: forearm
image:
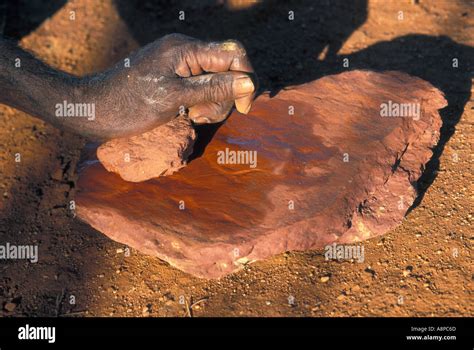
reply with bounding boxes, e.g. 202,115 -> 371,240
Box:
0,38 -> 118,140
0,35 -> 257,140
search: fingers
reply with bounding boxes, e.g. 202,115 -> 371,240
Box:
189,101 -> 233,125
175,39 -> 256,114
175,39 -> 253,74
179,71 -> 255,114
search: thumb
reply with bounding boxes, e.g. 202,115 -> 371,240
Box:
180,72 -> 255,114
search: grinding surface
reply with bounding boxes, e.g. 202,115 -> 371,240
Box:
76,70 -> 445,278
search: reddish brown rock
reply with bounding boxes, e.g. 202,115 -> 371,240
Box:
76,70 -> 445,279
97,115 -> 196,182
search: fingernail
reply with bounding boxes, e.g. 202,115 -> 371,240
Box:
188,109 -> 200,120
192,116 -> 211,124
233,76 -> 255,97
235,96 -> 252,114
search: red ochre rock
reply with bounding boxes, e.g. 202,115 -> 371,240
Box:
76,70 -> 445,279
97,115 -> 196,182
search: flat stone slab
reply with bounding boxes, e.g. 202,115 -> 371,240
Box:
76,70 -> 445,278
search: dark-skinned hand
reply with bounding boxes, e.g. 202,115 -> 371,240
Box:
0,34 -> 256,140
84,33 -> 256,138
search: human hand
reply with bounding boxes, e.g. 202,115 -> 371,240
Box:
87,33 -> 256,138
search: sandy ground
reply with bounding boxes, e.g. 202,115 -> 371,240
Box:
0,0 -> 472,317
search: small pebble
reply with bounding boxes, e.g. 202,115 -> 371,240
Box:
4,302 -> 16,312
403,266 -> 413,277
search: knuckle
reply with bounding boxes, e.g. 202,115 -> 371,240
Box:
209,75 -> 232,101
220,39 -> 247,56
160,34 -> 198,53
213,105 -> 231,122
228,39 -> 245,49
161,33 -> 192,43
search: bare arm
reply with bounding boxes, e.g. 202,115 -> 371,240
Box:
0,38 -> 93,135
0,35 -> 256,141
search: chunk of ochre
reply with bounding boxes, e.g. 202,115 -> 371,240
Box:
96,115 -> 196,182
